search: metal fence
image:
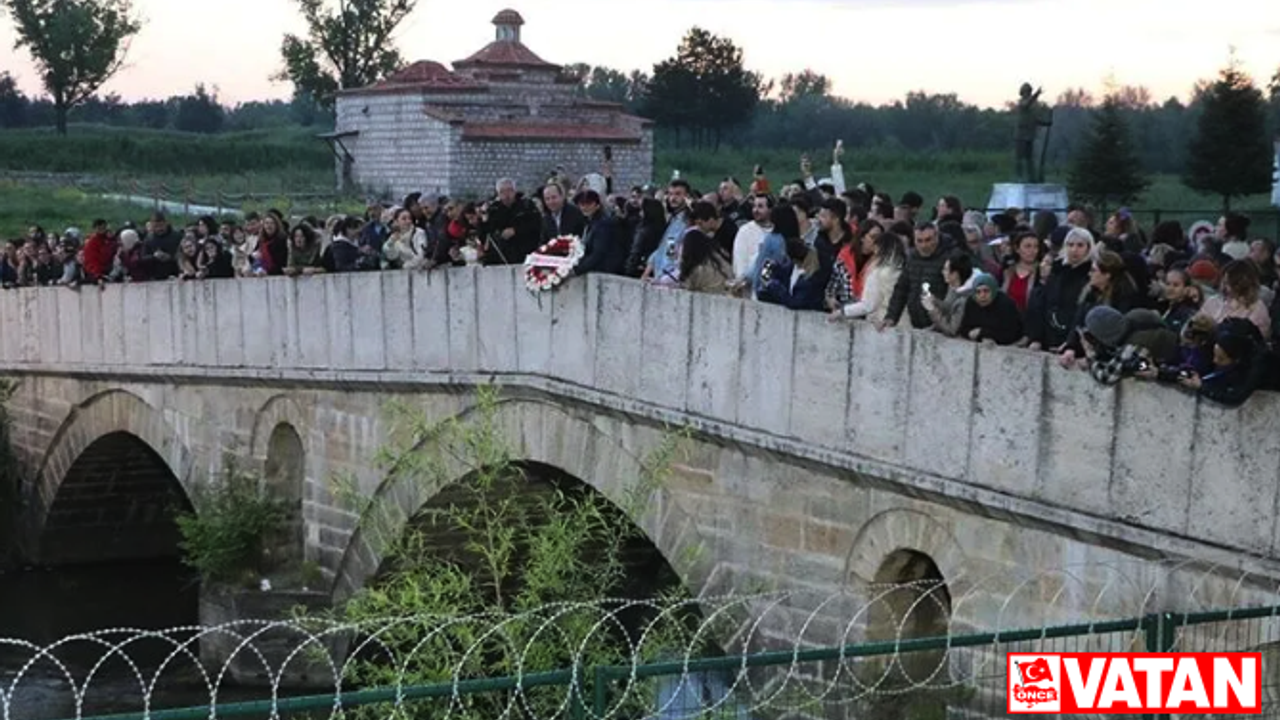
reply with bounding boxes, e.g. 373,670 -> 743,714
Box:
981,205 -> 1280,242
9,601 -> 1277,720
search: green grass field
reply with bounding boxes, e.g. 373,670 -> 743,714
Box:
0,125 -> 1275,239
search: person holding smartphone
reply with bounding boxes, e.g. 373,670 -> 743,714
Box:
880,222 -> 951,331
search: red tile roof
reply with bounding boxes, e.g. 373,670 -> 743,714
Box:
338,60 -> 486,96
460,122 -> 643,142
454,40 -> 558,70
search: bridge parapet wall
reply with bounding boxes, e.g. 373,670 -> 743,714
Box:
0,268 -> 1274,569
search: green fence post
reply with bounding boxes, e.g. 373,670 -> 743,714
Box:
592,665 -> 609,718
569,662 -> 585,720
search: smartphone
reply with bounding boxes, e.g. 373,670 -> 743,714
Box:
753,164 -> 763,176
603,145 -> 613,161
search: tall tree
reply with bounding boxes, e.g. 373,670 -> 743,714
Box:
778,70 -> 830,104
0,72 -> 29,128
645,27 -> 761,150
174,83 -> 225,134
3,0 -> 141,135
643,58 -> 698,145
1067,96 -> 1150,208
1268,66 -> 1280,137
276,0 -> 416,111
1183,61 -> 1274,211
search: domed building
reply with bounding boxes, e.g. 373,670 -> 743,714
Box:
329,9 -> 654,200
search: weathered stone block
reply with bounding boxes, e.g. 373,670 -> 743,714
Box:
321,274 -> 354,368
1036,364 -> 1115,516
295,279 -> 329,369
686,292 -> 742,421
475,266 -> 518,373
788,314 -> 852,449
239,279 -> 271,368
968,347 -> 1044,496
213,280 -> 244,368
736,302 -> 795,436
410,271 -> 449,371
1191,395 -> 1280,555
592,276 -> 644,397
1111,379 -> 1195,533
847,324 -> 909,463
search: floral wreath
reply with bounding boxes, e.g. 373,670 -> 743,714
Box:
524,235 -> 585,292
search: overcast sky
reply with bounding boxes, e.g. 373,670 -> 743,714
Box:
2,0 -> 1278,108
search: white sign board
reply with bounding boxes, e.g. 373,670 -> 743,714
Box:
987,183 -> 1071,224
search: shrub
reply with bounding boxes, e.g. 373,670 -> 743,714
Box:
176,464 -> 287,586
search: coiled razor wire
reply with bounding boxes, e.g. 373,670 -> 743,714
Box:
4,558 -> 1280,720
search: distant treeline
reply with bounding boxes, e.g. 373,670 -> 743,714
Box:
2,65 -> 1277,179
565,64 -> 1280,176
0,75 -> 328,135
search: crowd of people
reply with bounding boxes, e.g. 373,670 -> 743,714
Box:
4,156 -> 1278,407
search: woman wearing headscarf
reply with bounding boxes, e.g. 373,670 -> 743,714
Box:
958,273 -> 1024,345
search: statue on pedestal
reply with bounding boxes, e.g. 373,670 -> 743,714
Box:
1015,83 -> 1053,183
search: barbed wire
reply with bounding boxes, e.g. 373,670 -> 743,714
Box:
4,559 -> 1280,720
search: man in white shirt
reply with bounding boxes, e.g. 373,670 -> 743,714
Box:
732,194 -> 774,281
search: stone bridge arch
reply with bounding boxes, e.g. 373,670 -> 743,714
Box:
332,397 -> 710,602
28,389 -> 197,563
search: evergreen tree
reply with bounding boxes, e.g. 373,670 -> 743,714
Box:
0,73 -> 29,129
1067,96 -> 1150,208
1183,62 -> 1273,211
174,84 -> 225,134
644,27 -> 761,150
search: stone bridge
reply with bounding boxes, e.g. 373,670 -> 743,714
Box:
1,268 -> 1279,635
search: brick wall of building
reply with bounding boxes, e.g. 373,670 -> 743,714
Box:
337,88 -> 654,201
335,93 -> 469,201
452,129 -> 654,200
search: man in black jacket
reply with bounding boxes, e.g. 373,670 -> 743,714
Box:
481,178 -> 541,265
573,190 -> 625,276
541,183 -> 587,241
141,211 -> 182,280
883,222 -> 950,330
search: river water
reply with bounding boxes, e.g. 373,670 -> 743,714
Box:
0,561 -> 281,720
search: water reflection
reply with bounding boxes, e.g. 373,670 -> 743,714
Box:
0,561 -> 277,720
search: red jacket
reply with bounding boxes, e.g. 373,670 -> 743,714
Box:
83,231 -> 117,281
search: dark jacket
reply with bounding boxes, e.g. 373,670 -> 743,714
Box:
958,293 -> 1024,346
575,211 -> 626,276
482,197 -> 541,265
1198,361 -> 1265,408
1025,259 -> 1091,349
541,204 -> 587,243
887,248 -> 949,328
200,248 -> 235,279
141,226 -> 182,280
758,247 -> 833,312
1064,282 -> 1140,355
327,236 -> 361,273
627,220 -> 665,277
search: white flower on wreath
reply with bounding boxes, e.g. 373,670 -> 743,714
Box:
523,235 -> 585,292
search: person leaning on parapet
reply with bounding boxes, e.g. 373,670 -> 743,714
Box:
140,212 -> 182,281
880,222 -> 950,331
572,190 -> 626,277
480,178 -> 541,265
